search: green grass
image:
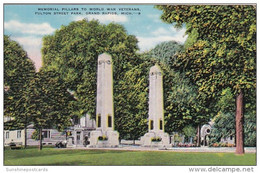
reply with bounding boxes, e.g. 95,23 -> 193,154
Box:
4,147 -> 256,166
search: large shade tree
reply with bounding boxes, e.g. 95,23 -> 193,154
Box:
41,19 -> 139,136
156,5 -> 256,154
4,35 -> 36,147
24,70 -> 75,150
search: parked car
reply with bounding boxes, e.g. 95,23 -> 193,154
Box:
55,141 -> 67,148
8,142 -> 22,149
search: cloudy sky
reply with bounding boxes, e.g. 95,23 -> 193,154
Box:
4,4 -> 187,70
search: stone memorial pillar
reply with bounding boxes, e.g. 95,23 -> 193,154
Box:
140,64 -> 171,147
88,53 -> 119,148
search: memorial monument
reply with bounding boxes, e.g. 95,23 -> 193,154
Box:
88,53 -> 119,148
140,64 -> 171,147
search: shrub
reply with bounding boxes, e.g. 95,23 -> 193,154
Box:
220,143 -> 227,147
151,137 -> 162,142
98,136 -> 108,141
212,143 -> 220,147
227,143 -> 235,147
177,143 -> 195,147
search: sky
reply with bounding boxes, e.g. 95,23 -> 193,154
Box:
4,4 -> 187,70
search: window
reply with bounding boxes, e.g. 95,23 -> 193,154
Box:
150,120 -> 154,130
17,130 -> 21,138
42,130 -> 50,138
97,115 -> 101,128
6,132 -> 9,139
159,120 -> 163,130
230,136 -> 233,140
73,117 -> 79,125
108,115 -> 112,128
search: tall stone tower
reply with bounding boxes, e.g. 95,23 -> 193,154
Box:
88,53 -> 119,148
140,64 -> 170,147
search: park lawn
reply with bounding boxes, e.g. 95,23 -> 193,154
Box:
4,147 -> 256,166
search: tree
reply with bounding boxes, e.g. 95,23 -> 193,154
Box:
210,88 -> 256,147
24,70 -> 75,150
149,41 -> 183,67
4,35 -> 35,148
41,20 -> 141,139
41,19 -> 139,123
115,61 -> 149,141
182,125 -> 196,143
156,5 -> 256,154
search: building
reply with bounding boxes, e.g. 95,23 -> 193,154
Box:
4,114 -> 96,147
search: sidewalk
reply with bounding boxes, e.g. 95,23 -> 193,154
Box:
65,145 -> 256,153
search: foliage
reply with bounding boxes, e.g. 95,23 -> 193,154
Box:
173,133 -> 184,144
41,19 -> 207,139
243,113 -> 256,147
183,26 -> 198,49
4,35 -> 36,129
156,5 -> 256,97
210,112 -> 256,147
149,41 -> 183,67
98,136 -> 108,141
209,112 -> 235,144
115,59 -> 148,139
31,130 -> 41,141
41,19 -> 145,139
113,49 -> 203,137
182,125 -> 196,138
156,5 -> 256,151
41,19 -> 139,118
24,70 -> 75,142
151,137 -> 162,142
209,88 -> 256,147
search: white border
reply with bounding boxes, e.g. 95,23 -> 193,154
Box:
1,1 -> 259,173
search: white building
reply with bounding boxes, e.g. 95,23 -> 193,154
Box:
4,114 -> 96,147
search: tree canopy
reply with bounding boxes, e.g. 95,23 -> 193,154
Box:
4,35 -> 35,130
24,70 -> 75,149
156,5 -> 256,97
156,5 -> 256,154
41,20 -> 139,118
149,41 -> 183,67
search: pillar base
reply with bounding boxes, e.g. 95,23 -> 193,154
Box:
88,130 -> 119,148
140,132 -> 171,148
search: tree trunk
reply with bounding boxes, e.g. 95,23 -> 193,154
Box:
197,125 -> 201,147
235,91 -> 244,154
24,115 -> 27,149
24,125 -> 27,149
39,128 -> 43,150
